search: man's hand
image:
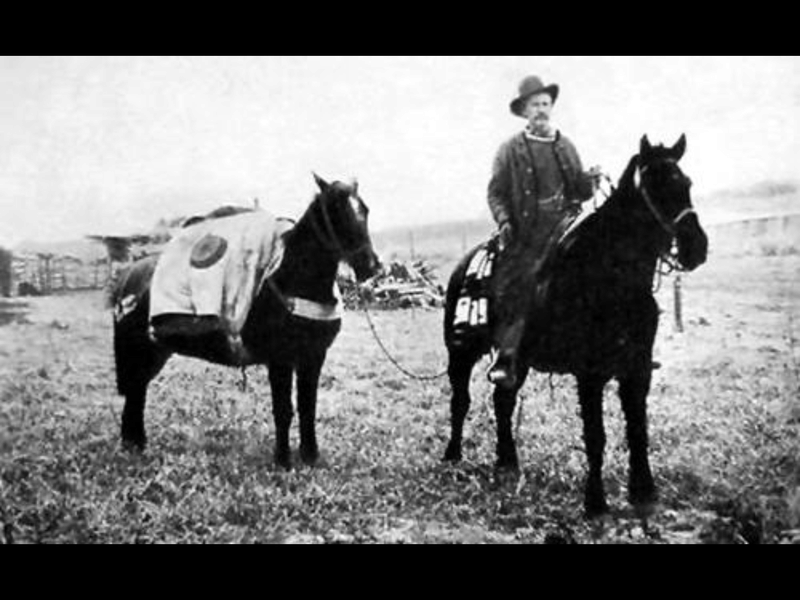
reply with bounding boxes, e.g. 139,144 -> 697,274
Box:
498,222 -> 514,252
587,165 -> 604,191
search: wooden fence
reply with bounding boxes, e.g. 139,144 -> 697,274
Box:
10,253 -> 110,296
707,212 -> 800,256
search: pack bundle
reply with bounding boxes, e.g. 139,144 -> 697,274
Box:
452,239 -> 498,341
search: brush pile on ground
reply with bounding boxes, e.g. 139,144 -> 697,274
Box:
339,259 -> 445,310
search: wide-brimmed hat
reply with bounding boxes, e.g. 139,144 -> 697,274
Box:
510,75 -> 560,117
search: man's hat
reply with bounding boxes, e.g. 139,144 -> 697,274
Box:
510,75 -> 560,117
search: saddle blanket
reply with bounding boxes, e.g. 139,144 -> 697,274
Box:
149,210 -> 287,337
451,209 -> 587,341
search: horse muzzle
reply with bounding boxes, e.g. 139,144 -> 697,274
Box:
351,249 -> 382,282
675,215 -> 708,272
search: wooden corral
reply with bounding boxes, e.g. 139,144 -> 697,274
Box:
11,252 -> 107,296
86,233 -> 169,289
86,205 -> 259,293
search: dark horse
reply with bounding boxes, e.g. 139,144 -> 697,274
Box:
442,135 -> 708,516
112,174 -> 381,469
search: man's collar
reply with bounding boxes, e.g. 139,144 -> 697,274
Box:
523,127 -> 558,143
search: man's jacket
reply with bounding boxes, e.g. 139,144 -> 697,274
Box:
488,131 -> 594,231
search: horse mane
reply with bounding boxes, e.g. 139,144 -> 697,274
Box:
285,186 -> 337,246
554,153 -> 642,259
613,154 -> 640,198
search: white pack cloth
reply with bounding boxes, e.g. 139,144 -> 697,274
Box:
149,210 -> 287,337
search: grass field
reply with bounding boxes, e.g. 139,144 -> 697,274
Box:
1,247 -> 798,543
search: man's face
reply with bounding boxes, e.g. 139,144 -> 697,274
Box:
523,93 -> 554,131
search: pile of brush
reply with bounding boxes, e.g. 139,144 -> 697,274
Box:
338,259 -> 445,310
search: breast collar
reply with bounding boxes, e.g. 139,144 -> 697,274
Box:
262,275 -> 343,322
283,294 -> 342,321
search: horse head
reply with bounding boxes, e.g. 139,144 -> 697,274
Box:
311,173 -> 382,282
635,134 -> 708,271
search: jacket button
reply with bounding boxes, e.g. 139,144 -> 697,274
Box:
525,190 -> 531,195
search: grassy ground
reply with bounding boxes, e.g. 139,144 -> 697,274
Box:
0,252 -> 798,544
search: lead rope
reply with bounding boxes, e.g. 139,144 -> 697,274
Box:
240,366 -> 248,392
653,242 -> 682,293
358,287 -> 449,382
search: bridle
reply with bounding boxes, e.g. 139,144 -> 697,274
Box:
308,187 -> 373,261
632,159 -> 696,277
633,160 -> 696,239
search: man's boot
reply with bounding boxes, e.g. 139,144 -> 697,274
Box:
487,317 -> 526,390
488,351 -> 518,390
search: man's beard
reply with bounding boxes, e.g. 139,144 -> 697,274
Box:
529,115 -> 553,137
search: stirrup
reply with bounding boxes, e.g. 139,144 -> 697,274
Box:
487,355 -> 517,389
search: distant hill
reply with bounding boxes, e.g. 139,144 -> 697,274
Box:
697,180 -> 800,223
370,218 -> 495,280
8,179 -> 797,275
708,180 -> 798,199
371,179 -> 800,276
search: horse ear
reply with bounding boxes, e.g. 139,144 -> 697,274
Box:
312,172 -> 330,192
673,134 -> 687,160
640,135 -> 652,156
351,178 -> 359,195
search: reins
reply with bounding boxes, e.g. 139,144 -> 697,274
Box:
308,190 -> 372,260
358,287 -> 449,382
634,164 -> 697,239
631,163 -> 695,295
653,243 -> 682,293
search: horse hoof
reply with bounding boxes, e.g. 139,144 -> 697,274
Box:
493,463 -> 520,487
300,450 -> 325,468
629,486 -> 658,516
632,500 -> 660,519
121,437 -> 146,453
584,497 -> 610,519
274,453 -> 292,471
494,455 -> 520,474
443,444 -> 462,462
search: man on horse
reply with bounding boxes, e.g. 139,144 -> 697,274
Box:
487,74 -> 602,389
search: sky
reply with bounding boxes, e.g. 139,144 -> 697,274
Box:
0,55 -> 798,246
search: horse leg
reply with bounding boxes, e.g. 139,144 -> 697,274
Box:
118,357 -> 169,452
115,323 -> 170,452
268,361 -> 294,470
443,348 -> 480,462
493,364 -> 529,473
618,370 -> 657,513
296,350 -> 326,467
577,374 -> 609,517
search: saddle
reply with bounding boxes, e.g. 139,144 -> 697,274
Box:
451,236 -> 498,343
450,209 -> 584,345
